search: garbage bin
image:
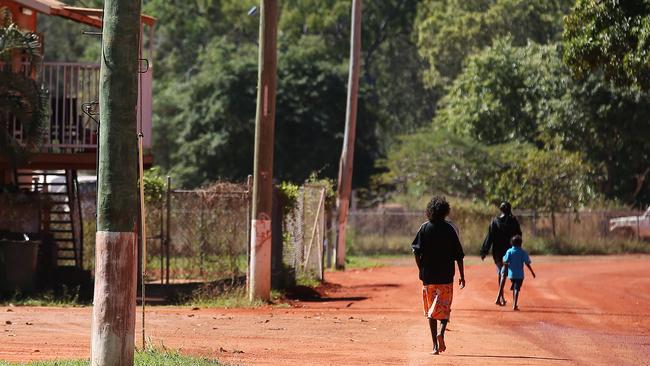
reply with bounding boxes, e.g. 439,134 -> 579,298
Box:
0,239 -> 40,292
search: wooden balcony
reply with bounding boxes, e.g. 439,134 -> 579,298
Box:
1,61 -> 153,169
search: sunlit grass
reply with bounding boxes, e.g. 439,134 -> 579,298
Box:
0,347 -> 228,366
183,285 -> 286,308
0,286 -> 87,307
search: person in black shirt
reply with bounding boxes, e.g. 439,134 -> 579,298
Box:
480,201 -> 522,306
412,196 -> 466,355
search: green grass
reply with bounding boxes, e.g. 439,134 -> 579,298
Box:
344,254 -> 411,269
295,275 -> 321,288
0,347 -> 228,365
0,287 -> 87,307
182,284 -> 286,308
142,255 -> 248,282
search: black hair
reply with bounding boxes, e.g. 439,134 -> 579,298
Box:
511,235 -> 523,247
426,196 -> 450,221
500,201 -> 512,215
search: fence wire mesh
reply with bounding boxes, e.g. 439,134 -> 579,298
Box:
80,182 -> 251,284
281,184 -> 328,283
163,184 -> 250,283
80,180 -> 336,288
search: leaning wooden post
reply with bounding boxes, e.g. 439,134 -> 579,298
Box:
249,0 -> 279,302
91,0 -> 141,364
335,0 -> 362,269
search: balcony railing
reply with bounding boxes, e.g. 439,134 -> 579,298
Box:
42,62 -> 101,152
3,61 -> 152,154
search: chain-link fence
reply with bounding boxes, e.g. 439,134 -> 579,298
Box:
79,179 -> 334,288
279,184 -> 330,284
138,182 -> 250,284
347,209 -> 649,255
79,181 -> 251,285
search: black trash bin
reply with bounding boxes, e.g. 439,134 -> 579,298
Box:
0,237 -> 40,293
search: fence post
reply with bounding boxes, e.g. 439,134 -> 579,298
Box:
165,176 -> 171,285
246,175 -> 253,290
327,208 -> 334,269
381,208 -> 386,250
199,198 -> 205,277
159,187 -> 164,285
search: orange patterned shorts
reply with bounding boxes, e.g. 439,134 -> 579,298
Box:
422,284 -> 453,320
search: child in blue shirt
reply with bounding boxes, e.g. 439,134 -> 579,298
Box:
499,235 -> 535,311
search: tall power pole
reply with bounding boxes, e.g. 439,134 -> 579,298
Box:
90,0 -> 141,364
336,0 -> 362,269
249,0 -> 279,302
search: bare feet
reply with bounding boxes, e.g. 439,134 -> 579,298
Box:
430,350 -> 439,355
437,334 -> 446,352
513,305 -> 519,311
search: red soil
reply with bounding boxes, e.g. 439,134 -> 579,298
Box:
1,255 -> 649,365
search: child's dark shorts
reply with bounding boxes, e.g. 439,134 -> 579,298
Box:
510,278 -> 524,291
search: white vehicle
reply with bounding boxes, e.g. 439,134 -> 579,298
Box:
609,207 -> 650,239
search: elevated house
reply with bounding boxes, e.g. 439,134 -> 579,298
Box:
0,0 -> 154,285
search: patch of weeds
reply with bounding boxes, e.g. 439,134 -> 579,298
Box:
343,255 -> 413,269
187,285 -> 262,308
1,286 -> 86,307
295,274 -> 321,288
0,346 -> 228,365
182,285 -> 288,308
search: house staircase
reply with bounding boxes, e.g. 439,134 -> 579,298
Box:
17,170 -> 83,269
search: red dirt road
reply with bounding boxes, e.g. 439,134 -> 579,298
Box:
1,256 -> 650,365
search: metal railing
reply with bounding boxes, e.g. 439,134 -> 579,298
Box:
4,61 -> 153,153
41,62 -> 101,152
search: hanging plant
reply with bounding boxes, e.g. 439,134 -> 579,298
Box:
0,6 -> 48,168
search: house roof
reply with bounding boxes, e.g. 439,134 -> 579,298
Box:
10,0 -> 155,28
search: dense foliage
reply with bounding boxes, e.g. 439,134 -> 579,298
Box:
385,27 -> 650,207
416,0 -> 572,88
0,7 -> 48,169
36,0 -> 650,207
145,0 -> 429,188
564,0 -> 650,90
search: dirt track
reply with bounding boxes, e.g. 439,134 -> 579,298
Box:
1,255 -> 650,365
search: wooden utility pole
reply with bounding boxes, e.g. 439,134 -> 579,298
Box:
249,0 -> 279,302
336,0 -> 362,269
90,0 -> 141,364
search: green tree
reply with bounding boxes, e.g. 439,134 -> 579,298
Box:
379,128 -> 496,200
148,0 -> 423,188
167,38 -> 258,186
416,0 -> 572,88
280,0 -> 435,146
167,36 -> 381,188
435,38 -> 565,145
486,148 -> 596,236
389,37 -> 650,206
544,73 -> 650,205
564,0 -> 650,90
